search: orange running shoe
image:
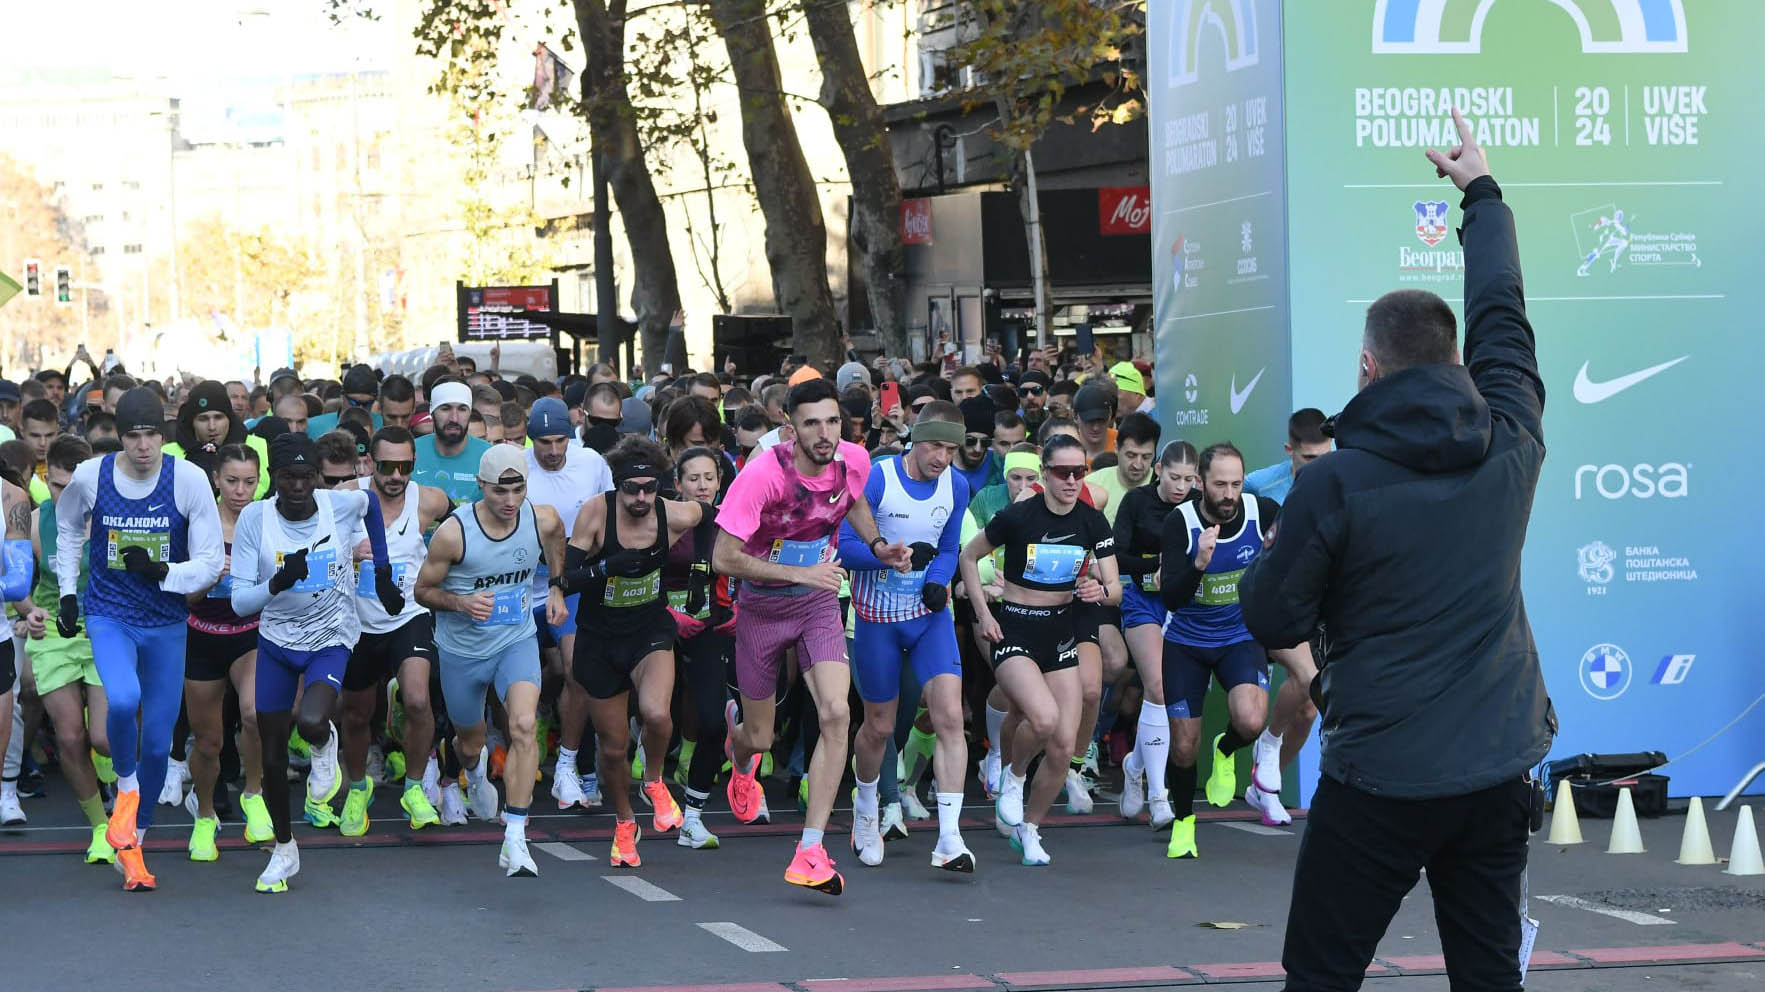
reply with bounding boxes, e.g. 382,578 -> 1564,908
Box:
489,743 -> 508,780
116,846 -> 156,892
642,779 -> 683,832
726,755 -> 763,824
106,789 -> 141,850
784,842 -> 844,895
610,819 -> 642,867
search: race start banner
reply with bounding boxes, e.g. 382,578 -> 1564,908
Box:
1150,0 -> 1763,803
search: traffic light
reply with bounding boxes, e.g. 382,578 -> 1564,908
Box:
53,266 -> 72,304
23,260 -> 40,297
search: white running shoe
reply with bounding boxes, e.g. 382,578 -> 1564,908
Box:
1148,793 -> 1176,830
880,801 -> 909,841
579,772 -> 603,808
255,841 -> 300,893
1120,751 -> 1147,820
1246,782 -> 1293,826
751,793 -> 771,825
499,833 -> 539,877
980,749 -> 1001,800
420,756 -> 440,808
159,758 -> 188,806
898,789 -> 930,822
1013,821 -> 1050,866
996,771 -> 1024,832
1064,768 -> 1095,814
1253,734 -> 1283,794
0,791 -> 25,824
305,723 -> 340,804
677,817 -> 720,849
552,767 -> 587,809
851,810 -> 885,867
931,834 -> 976,873
467,770 -> 500,822
439,782 -> 468,825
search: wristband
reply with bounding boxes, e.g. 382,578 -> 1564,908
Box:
868,536 -> 886,552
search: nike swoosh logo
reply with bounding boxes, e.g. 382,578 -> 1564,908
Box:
398,522 -> 410,536
1042,533 -> 1074,543
1229,368 -> 1265,415
1572,356 -> 1687,404
147,503 -> 164,512
326,675 -> 341,686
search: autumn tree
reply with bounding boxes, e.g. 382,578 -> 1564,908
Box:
800,0 -> 907,359
945,0 -> 1145,343
0,155 -> 114,373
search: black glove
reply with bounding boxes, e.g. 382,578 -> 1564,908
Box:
908,541 -> 938,571
120,546 -> 169,584
921,582 -> 948,613
374,563 -> 406,615
268,548 -> 309,595
57,594 -> 80,638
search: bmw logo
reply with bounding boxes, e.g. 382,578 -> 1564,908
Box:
1578,642 -> 1631,701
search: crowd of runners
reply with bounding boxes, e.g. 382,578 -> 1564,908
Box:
0,341 -> 1331,895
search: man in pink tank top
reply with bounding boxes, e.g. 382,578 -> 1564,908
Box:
713,376 -> 910,896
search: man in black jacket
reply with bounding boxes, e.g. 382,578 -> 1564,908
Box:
1241,109 -> 1555,991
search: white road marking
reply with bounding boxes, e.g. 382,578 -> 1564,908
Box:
697,921 -> 788,952
535,842 -> 594,862
1537,894 -> 1677,926
1220,821 -> 1291,837
602,875 -> 681,902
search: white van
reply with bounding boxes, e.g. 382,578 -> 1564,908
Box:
369,340 -> 559,384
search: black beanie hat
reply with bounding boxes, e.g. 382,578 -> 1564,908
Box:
959,396 -> 995,437
115,387 -> 166,436
269,432 -> 319,473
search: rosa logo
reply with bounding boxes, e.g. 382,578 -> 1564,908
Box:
1574,462 -> 1690,500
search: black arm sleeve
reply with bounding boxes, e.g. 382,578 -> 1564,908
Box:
1159,509 -> 1202,610
1112,490 -> 1158,578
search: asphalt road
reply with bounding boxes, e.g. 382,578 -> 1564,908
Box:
2,775 -> 1762,991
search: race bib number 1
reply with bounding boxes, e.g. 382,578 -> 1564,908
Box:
769,537 -> 829,567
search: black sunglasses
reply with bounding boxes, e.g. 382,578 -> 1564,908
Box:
587,415 -> 623,428
323,473 -> 357,487
619,479 -> 660,496
1020,385 -> 1045,396
376,460 -> 414,476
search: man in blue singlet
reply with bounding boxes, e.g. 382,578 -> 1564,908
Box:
1157,442 -> 1283,859
839,400 -> 975,874
54,387 -> 224,891
416,444 -> 569,878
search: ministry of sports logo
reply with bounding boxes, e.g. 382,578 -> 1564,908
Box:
1579,643 -> 1632,701
1413,200 -> 1450,246
1577,540 -> 1616,586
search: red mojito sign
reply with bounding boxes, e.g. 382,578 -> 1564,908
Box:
1098,186 -> 1152,236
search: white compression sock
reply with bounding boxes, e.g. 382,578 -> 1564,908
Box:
119,772 -> 140,793
855,776 -> 879,819
1136,701 -> 1171,798
556,746 -> 578,774
985,702 -> 1008,755
936,792 -> 962,839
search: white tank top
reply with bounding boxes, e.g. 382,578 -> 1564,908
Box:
260,489 -> 359,651
354,478 -> 429,634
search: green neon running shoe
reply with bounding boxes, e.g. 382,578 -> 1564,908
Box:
1167,814 -> 1198,859
86,824 -> 116,865
1205,733 -> 1236,808
303,795 -> 341,829
189,816 -> 220,862
401,782 -> 441,829
240,792 -> 276,843
340,781 -> 373,837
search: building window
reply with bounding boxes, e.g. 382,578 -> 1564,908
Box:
122,180 -> 141,191
91,182 -> 104,193
123,244 -> 143,255
82,214 -> 102,225
91,246 -> 105,256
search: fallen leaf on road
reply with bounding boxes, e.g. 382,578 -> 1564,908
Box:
1196,921 -> 1261,930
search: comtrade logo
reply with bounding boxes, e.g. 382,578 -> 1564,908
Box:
1579,642 -> 1632,701
1573,461 -> 1690,500
1372,0 -> 1687,55
1167,0 -> 1261,88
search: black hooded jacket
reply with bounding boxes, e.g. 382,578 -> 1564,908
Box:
174,380 -> 246,455
1240,177 -> 1555,800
